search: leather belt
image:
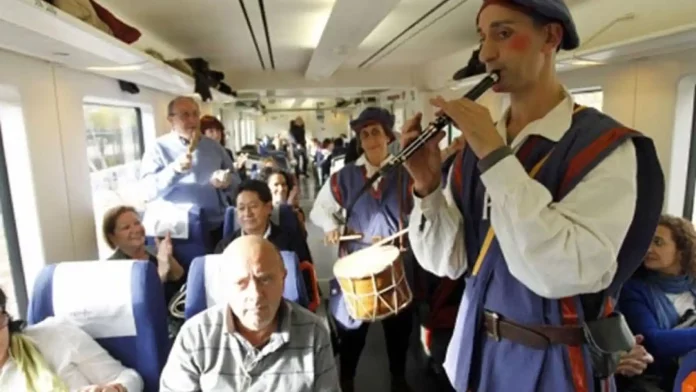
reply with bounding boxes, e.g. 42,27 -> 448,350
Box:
482,311 -> 585,350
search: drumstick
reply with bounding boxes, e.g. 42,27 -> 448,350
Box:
338,234 -> 363,242
371,228 -> 409,248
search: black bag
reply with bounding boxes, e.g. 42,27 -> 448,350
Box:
582,312 -> 635,379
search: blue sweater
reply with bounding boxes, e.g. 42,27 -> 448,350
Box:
618,278 -> 696,363
139,132 -> 240,227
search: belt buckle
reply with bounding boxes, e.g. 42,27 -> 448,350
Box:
487,312 -> 501,342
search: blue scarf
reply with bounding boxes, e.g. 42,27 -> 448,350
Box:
643,272 -> 696,329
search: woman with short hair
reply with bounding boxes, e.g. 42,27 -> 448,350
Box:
101,205 -> 185,338
200,115 -> 247,180
310,106 -> 414,392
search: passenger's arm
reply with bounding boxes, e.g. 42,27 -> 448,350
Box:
313,324 -> 340,391
407,165 -> 469,280
139,146 -> 183,202
620,284 -> 696,360
483,142 -> 637,298
156,233 -> 184,282
159,325 -> 202,392
65,323 -> 144,392
167,257 -> 185,282
309,178 -> 342,233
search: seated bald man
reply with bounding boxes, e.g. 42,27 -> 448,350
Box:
160,236 -> 339,392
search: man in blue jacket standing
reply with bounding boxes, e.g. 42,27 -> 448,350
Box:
139,96 -> 240,247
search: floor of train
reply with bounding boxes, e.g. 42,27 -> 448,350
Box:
297,173 -> 440,392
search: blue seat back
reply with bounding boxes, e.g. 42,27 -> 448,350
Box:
28,260 -> 169,392
185,251 -> 308,319
223,205 -> 300,239
675,351 -> 696,391
144,205 -> 209,270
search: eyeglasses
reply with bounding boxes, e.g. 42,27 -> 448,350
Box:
170,111 -> 200,120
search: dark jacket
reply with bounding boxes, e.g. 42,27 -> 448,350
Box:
289,124 -> 306,147
214,222 -> 313,263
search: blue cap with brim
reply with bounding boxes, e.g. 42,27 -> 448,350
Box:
350,107 -> 396,142
478,0 -> 580,51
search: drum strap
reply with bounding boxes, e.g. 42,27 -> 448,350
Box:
397,168 -> 405,251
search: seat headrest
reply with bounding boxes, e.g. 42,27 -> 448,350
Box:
199,251 -> 307,307
203,255 -> 226,306
51,260 -> 140,338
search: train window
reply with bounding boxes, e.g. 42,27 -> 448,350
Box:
0,120 -> 27,317
83,104 -> 145,258
682,85 -> 696,219
571,89 -> 604,111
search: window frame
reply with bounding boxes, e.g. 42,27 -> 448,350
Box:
682,85 -> 696,219
82,102 -> 146,258
0,121 -> 28,318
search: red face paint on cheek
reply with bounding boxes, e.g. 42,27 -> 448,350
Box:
507,33 -> 530,52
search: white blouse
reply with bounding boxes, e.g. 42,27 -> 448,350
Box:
310,154 -> 393,233
666,291 -> 696,318
0,317 -> 143,392
408,90 -> 638,299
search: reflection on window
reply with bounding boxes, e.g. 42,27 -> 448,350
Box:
572,89 -> 603,111
83,104 -> 144,258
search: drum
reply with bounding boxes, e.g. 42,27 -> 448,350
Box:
333,245 -> 412,321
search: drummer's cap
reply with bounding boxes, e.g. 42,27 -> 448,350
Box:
477,0 -> 580,51
350,107 -> 396,143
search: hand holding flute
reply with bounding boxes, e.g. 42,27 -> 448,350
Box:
401,72 -> 501,197
400,113 -> 446,197
429,95 -> 505,160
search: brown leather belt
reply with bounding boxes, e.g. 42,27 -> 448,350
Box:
482,311 -> 585,350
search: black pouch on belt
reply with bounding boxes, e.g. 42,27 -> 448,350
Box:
582,311 -> 635,379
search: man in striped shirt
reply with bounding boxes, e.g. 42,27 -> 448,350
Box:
160,236 -> 339,391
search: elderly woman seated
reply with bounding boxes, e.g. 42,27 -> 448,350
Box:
0,288 -> 143,391
619,214 -> 696,390
101,205 -> 186,336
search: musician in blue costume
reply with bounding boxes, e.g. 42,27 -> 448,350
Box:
310,107 -> 415,392
403,0 -> 665,391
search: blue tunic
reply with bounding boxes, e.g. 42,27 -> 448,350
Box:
327,163 -> 414,329
444,107 -> 664,392
330,164 -> 413,255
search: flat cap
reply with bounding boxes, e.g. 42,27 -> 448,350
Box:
478,0 -> 580,51
350,107 -> 396,142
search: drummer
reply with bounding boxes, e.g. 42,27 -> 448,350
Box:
310,106 -> 415,392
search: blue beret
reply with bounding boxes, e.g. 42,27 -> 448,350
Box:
479,0 -> 580,51
350,107 -> 396,141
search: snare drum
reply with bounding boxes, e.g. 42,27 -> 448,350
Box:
333,245 -> 412,321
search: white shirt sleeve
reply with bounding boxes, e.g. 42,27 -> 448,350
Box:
26,318 -> 144,392
407,165 -> 469,280
482,141 -> 638,299
309,178 -> 342,233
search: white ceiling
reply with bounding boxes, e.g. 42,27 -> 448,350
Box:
96,0 -> 696,96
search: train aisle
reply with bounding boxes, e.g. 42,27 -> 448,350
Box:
297,175 -> 433,392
